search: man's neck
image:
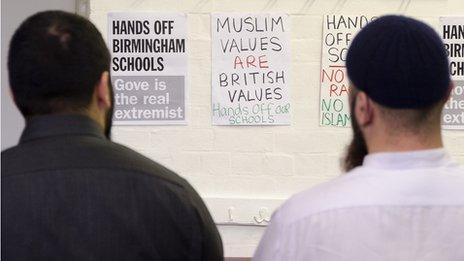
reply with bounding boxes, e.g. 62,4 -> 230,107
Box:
367,130 -> 444,154
85,108 -> 106,132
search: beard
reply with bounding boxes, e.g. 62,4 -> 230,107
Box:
104,78 -> 114,139
342,96 -> 368,172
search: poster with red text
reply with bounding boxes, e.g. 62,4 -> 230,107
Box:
320,15 -> 376,127
211,13 -> 291,125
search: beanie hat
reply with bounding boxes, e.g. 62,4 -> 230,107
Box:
346,15 -> 450,109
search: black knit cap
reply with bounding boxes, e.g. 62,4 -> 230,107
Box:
346,15 -> 451,109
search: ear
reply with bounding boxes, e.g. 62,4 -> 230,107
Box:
354,91 -> 374,128
95,71 -> 111,110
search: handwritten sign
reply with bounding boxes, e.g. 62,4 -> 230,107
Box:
211,13 -> 291,125
108,12 -> 187,125
320,15 -> 376,127
440,17 -> 464,130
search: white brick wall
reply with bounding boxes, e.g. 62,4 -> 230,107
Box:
90,0 -> 464,257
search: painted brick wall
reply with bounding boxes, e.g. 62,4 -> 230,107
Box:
89,0 -> 464,257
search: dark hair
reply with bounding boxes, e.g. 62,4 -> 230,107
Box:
8,10 -> 111,116
342,88 -> 368,172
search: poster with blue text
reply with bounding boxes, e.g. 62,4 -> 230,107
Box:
211,13 -> 291,126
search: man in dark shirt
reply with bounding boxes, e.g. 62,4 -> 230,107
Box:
2,10 -> 223,261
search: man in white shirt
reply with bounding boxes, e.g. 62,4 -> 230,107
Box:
254,15 -> 464,261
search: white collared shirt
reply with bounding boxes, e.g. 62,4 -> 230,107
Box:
254,149 -> 464,261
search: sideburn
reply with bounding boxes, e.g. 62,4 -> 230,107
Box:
342,94 -> 368,172
104,77 -> 114,139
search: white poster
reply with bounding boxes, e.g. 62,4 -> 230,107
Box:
211,13 -> 291,125
440,17 -> 464,130
320,15 -> 376,127
108,12 -> 187,125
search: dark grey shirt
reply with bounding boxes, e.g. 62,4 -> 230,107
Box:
2,114 -> 223,261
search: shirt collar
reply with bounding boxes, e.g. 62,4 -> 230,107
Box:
362,148 -> 453,170
19,114 -> 106,144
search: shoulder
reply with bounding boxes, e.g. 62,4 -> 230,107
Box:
273,167 -> 371,226
1,144 -> 23,160
2,137 -> 191,192
254,169 -> 370,261
92,139 -> 193,190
